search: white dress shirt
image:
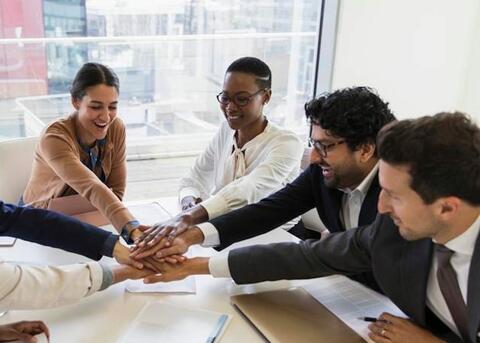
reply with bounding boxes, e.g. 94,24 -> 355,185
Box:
0,261 -> 106,311
179,120 -> 303,220
426,215 -> 480,338
340,163 -> 379,230
204,163 -> 380,277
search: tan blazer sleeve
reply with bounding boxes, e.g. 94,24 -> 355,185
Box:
39,131 -> 134,231
0,261 -> 103,310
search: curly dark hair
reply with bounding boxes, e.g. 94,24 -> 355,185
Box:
226,56 -> 272,89
305,87 -> 395,152
378,111 -> 480,205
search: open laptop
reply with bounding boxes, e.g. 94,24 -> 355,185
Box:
47,194 -> 109,227
231,287 -> 365,343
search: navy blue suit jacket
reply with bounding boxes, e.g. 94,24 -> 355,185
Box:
210,164 -> 380,248
209,164 -> 381,290
0,201 -> 116,260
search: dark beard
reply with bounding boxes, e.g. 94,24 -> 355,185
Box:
323,173 -> 340,188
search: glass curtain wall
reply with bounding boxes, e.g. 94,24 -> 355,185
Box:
0,0 -> 323,199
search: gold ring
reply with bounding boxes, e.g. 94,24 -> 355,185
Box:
381,329 -> 386,336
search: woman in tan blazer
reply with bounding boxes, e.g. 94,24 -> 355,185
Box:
23,63 -> 140,240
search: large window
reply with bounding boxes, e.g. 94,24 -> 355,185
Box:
0,0 -> 325,200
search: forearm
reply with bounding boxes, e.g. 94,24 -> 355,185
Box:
178,205 -> 209,225
183,226 -> 206,246
228,227 -> 374,284
0,261 -> 103,310
0,202 -> 115,260
111,265 -> 134,283
184,257 -> 210,275
143,257 -> 211,283
111,264 -> 154,283
210,175 -> 316,249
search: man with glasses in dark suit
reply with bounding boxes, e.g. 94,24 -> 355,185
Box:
132,86 -> 396,291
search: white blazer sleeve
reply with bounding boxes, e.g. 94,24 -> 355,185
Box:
178,128 -> 222,202
0,261 -> 103,311
201,131 -> 303,219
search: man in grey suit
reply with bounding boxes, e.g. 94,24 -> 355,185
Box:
145,112 -> 480,343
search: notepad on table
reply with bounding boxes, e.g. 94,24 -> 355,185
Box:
126,202 -> 171,225
118,302 -> 230,343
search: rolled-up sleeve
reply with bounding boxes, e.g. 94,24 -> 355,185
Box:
0,261 -> 104,311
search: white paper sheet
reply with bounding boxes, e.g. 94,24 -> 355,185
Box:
126,275 -> 196,294
127,202 -> 171,225
118,302 -> 230,343
303,275 -> 406,342
126,246 -> 197,294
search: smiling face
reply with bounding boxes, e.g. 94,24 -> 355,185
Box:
310,124 -> 375,189
377,160 -> 445,241
72,84 -> 118,146
220,71 -> 270,132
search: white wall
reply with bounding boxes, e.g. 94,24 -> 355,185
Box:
331,0 -> 480,120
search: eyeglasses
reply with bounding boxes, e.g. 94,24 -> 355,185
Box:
216,88 -> 269,107
308,137 -> 346,157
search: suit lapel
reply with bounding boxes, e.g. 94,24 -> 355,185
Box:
467,232 -> 480,342
400,239 -> 433,324
323,186 -> 344,231
359,173 -> 381,226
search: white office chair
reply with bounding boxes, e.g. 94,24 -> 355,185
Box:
0,136 -> 39,204
300,147 -> 329,234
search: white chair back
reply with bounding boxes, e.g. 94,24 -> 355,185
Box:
0,136 -> 39,204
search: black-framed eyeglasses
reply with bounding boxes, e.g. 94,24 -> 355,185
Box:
308,137 -> 346,157
216,88 -> 269,107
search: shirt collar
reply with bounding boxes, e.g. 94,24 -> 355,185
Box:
78,138 -> 106,153
443,214 -> 480,257
340,162 -> 379,196
231,119 -> 270,151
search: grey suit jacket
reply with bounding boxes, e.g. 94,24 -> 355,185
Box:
228,214 -> 480,343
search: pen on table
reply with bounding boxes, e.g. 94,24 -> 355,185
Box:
358,316 -> 390,323
205,314 -> 228,343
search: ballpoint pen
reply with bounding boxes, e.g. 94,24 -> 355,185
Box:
206,314 -> 229,343
358,316 -> 390,323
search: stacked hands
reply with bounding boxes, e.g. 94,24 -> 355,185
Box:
113,213 -> 205,284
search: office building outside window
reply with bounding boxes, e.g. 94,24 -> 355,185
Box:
0,0 -> 326,199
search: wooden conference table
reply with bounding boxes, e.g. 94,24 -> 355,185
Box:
0,198 -> 317,343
